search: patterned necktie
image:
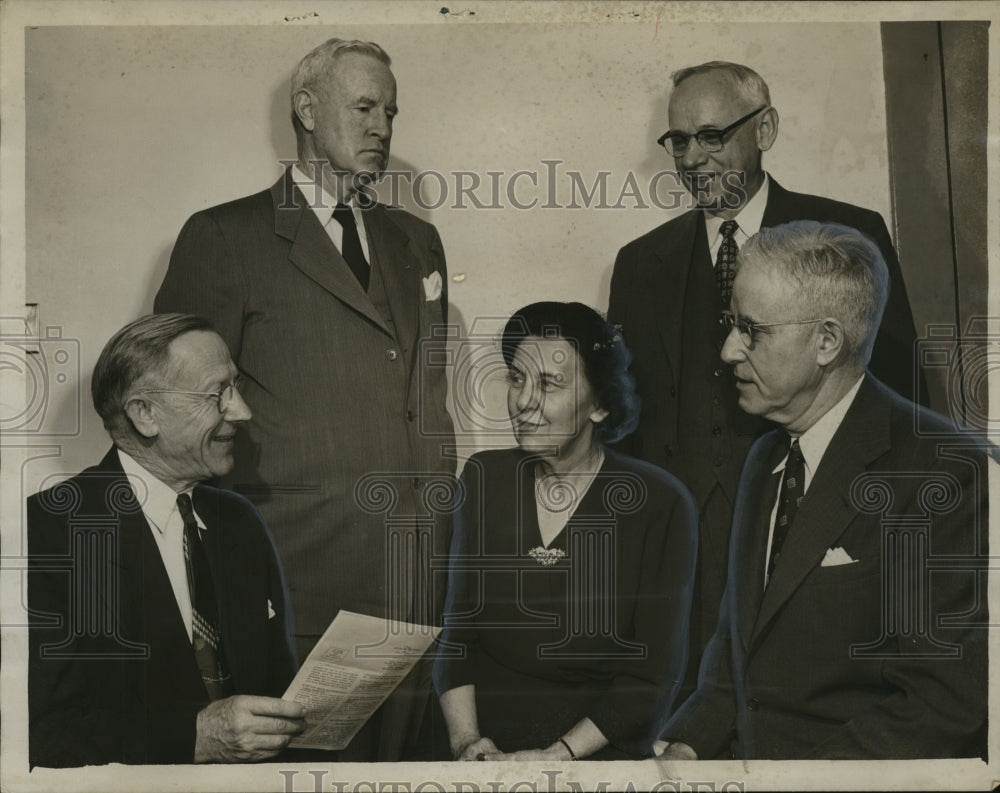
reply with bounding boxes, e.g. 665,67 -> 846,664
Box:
715,219 -> 740,306
767,437 -> 805,580
177,493 -> 232,700
332,203 -> 370,291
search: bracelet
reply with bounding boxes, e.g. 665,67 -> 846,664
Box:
559,737 -> 577,760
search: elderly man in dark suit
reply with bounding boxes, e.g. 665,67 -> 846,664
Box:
154,38 -> 455,760
657,221 -> 987,760
608,61 -> 925,694
28,314 -> 302,767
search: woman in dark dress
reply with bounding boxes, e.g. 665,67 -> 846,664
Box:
433,302 -> 698,761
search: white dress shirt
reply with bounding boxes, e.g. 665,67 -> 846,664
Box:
117,449 -> 205,641
763,376 -> 865,585
705,172 -> 770,264
291,164 -> 371,265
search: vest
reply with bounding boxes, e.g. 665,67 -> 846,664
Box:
676,228 -> 761,506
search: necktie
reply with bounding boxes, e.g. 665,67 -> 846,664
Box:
332,203 -> 370,291
715,219 -> 739,306
177,493 -> 232,701
767,437 -> 805,580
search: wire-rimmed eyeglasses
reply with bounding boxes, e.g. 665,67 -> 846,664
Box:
138,375 -> 245,413
720,311 -> 825,350
657,106 -> 768,157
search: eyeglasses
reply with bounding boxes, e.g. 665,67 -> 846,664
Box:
657,106 -> 768,157
720,311 -> 825,350
139,375 -> 245,413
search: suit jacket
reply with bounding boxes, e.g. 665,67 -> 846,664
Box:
28,447 -> 297,767
662,377 -> 989,759
154,170 -> 456,648
609,177 -> 924,489
608,178 -> 926,682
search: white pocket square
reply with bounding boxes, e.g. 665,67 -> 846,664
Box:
267,599 -> 276,620
423,271 -> 443,302
821,546 -> 858,567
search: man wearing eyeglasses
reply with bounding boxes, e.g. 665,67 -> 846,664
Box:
655,221 -> 987,760
28,314 -> 304,766
607,61 -> 923,701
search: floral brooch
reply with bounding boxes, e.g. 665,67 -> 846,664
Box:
528,546 -> 565,566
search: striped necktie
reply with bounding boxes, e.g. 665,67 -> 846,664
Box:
177,493 -> 232,700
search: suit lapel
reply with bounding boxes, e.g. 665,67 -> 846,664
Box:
363,204 -> 422,354
732,433 -> 785,650
269,174 -> 392,336
654,210 -> 705,378
750,378 -> 891,645
759,177 -> 793,229
105,457 -> 153,645
193,485 -> 264,691
95,449 -> 205,698
137,518 -> 209,700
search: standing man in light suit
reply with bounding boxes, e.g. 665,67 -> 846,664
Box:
608,62 -> 924,698
155,38 -> 455,760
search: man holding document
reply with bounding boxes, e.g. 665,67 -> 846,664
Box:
284,611 -> 439,753
28,315 -> 303,766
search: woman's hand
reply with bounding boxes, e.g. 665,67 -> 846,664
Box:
484,742 -> 574,762
454,735 -> 500,761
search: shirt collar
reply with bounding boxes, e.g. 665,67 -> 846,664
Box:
705,171 -> 770,246
772,375 -> 865,481
116,448 -> 197,535
291,163 -> 359,215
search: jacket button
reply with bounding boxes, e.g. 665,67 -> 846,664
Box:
385,349 -> 399,361
406,410 -> 416,422
663,444 -> 673,457
714,368 -> 724,377
746,698 -> 760,712
712,425 -> 722,436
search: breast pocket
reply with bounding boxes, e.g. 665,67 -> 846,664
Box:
803,555 -> 881,587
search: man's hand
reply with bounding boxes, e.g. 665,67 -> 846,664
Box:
658,740 -> 698,760
484,745 -> 566,761
194,695 -> 306,763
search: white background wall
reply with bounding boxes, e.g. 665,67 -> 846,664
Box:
2,4 -> 997,792
19,20 -> 893,494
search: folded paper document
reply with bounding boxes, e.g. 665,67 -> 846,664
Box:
283,610 -> 440,750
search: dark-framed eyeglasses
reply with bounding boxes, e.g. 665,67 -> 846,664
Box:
720,311 -> 825,350
139,375 -> 245,414
657,106 -> 768,157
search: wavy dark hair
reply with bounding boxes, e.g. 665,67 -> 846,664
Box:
92,313 -> 213,438
500,301 -> 640,444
